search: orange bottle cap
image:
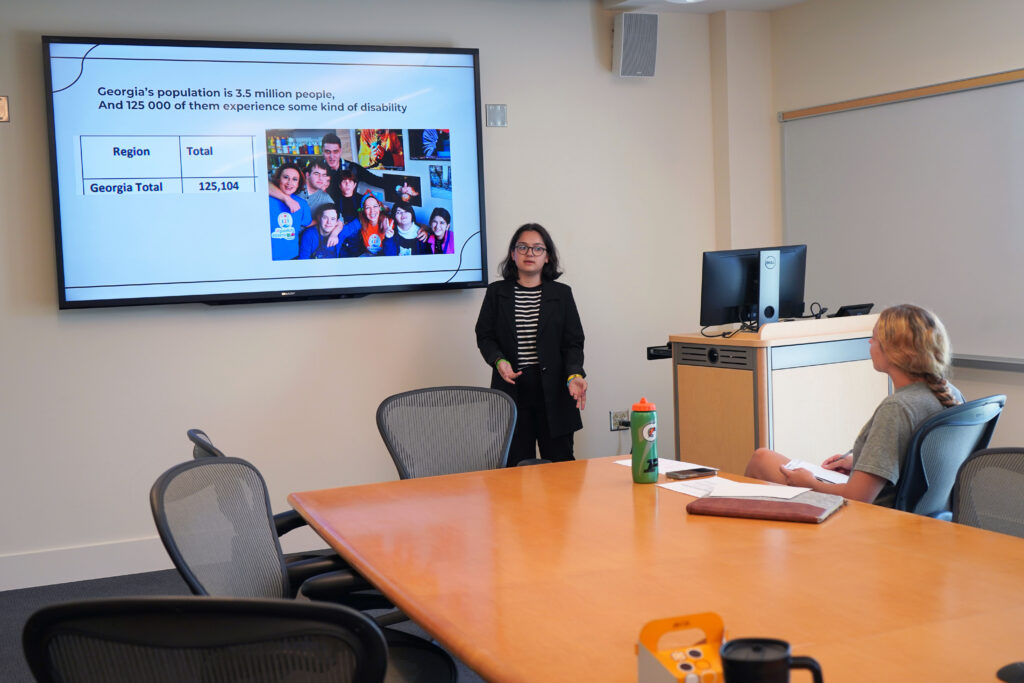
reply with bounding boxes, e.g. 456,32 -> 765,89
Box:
632,397 -> 655,411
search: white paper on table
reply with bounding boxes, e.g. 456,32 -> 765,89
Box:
658,477 -> 719,498
783,459 -> 850,484
706,479 -> 809,500
614,458 -> 714,473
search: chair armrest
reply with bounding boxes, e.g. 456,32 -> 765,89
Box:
300,569 -> 405,619
299,569 -> 374,600
286,554 -> 352,585
928,510 -> 953,522
273,509 -> 308,536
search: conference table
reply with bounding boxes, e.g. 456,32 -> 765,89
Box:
289,457 -> 1024,682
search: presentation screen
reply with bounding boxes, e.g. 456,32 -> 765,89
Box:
43,36 -> 486,308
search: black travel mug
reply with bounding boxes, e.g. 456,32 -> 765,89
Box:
721,638 -> 823,683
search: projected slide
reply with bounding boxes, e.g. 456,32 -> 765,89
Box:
44,39 -> 484,306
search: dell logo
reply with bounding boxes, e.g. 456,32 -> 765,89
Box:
764,255 -> 777,269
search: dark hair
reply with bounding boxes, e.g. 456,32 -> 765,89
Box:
338,169 -> 356,183
499,223 -> 562,281
305,158 -> 329,174
271,162 -> 305,195
429,207 -> 451,225
312,202 -> 339,227
321,132 -> 342,148
392,200 -> 416,223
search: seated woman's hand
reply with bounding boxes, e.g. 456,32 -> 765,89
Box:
779,465 -> 816,488
821,453 -> 852,474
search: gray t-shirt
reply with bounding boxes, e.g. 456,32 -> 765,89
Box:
300,188 -> 335,215
851,382 -> 963,508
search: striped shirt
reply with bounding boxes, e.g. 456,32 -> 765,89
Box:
514,284 -> 542,368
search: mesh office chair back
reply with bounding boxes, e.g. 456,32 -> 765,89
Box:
150,457 -> 291,598
187,427 -> 226,459
150,460 -> 457,682
894,394 -> 1006,517
23,596 -> 388,683
185,428 -> 310,536
377,386 -> 517,478
952,447 -> 1024,538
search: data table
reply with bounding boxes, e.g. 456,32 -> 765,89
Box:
79,134 -> 258,196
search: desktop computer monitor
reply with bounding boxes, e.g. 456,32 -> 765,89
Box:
699,244 -> 807,328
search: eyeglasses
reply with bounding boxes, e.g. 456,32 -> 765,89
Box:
514,244 -> 547,256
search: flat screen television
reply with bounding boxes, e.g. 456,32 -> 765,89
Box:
42,36 -> 486,308
699,245 -> 807,327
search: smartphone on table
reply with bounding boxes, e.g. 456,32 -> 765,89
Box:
666,467 -> 718,480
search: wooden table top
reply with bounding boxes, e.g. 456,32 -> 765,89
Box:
289,457 -> 1024,683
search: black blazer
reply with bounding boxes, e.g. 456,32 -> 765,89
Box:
475,279 -> 585,437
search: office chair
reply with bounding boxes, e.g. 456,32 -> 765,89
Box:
23,596 -> 388,683
893,394 -> 1006,519
952,447 -> 1024,538
376,386 -> 516,478
188,428 -> 313,539
150,457 -> 456,681
186,430 -> 405,620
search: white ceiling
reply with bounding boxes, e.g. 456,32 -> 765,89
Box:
602,0 -> 807,13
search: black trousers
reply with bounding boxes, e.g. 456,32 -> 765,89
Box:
506,366 -> 575,466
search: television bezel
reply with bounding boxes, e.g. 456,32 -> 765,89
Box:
42,35 -> 488,309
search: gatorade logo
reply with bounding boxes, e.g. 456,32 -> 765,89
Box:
642,423 -> 656,442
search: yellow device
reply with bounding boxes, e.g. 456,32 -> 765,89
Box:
637,612 -> 725,683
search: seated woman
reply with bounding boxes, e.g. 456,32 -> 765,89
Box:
744,304 -> 963,507
339,192 -> 393,257
298,204 -> 343,259
268,163 -> 311,260
427,207 -> 454,255
387,201 -> 431,256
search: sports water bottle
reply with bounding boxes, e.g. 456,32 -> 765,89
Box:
630,397 -> 658,484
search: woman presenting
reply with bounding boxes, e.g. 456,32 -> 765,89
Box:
475,223 -> 587,465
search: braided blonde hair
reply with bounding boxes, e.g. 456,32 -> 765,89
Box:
876,304 -> 960,407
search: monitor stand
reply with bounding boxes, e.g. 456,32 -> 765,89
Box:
758,249 -> 780,327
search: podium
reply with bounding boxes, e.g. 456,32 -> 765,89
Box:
669,316 -> 890,474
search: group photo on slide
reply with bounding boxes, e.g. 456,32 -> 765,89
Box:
266,128 -> 455,261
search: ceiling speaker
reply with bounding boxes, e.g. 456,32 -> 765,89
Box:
612,12 -> 657,78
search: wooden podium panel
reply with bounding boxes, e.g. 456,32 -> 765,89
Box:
675,363 -> 756,474
669,316 -> 888,474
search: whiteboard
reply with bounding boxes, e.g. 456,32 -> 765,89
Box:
782,79 -> 1024,363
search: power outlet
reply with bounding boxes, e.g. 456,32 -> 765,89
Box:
608,409 -> 631,431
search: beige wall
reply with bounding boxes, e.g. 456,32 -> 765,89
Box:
770,0 -> 1024,447
710,10 -> 780,249
0,0 -> 715,588
772,0 -> 1024,111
